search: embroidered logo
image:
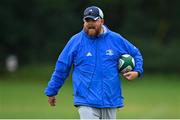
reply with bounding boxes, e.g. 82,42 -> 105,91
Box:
106,49 -> 114,56
86,52 -> 92,57
89,9 -> 93,12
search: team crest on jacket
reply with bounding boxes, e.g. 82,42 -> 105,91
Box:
106,49 -> 114,56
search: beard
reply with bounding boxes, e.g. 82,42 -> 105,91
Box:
84,26 -> 101,37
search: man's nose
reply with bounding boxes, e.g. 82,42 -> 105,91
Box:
87,20 -> 96,26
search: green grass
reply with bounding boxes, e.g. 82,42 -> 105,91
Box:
0,65 -> 179,118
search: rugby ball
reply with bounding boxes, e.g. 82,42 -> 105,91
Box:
118,54 -> 135,73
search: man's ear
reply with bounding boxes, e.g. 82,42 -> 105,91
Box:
101,19 -> 104,24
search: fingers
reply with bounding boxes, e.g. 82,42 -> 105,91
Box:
123,71 -> 138,80
123,73 -> 132,80
48,96 -> 56,106
123,72 -> 131,77
123,72 -> 132,80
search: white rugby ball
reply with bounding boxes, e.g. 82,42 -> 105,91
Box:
118,54 -> 135,73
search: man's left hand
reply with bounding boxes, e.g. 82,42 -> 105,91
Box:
123,71 -> 139,80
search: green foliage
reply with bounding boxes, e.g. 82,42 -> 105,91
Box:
0,0 -> 180,72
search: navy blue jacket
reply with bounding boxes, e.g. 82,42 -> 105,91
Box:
44,26 -> 143,108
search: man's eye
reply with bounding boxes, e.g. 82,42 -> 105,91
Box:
85,18 -> 95,22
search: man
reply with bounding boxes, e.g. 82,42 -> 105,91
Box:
44,6 -> 143,119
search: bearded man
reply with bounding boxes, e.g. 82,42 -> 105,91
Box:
44,6 -> 144,119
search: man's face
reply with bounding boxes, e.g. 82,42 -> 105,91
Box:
83,18 -> 104,37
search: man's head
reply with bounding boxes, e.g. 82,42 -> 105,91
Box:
83,6 -> 104,37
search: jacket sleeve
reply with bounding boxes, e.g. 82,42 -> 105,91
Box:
44,38 -> 77,96
120,35 -> 144,76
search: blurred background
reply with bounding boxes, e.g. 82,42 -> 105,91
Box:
0,0 -> 179,119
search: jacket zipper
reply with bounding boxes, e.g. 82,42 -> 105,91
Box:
96,38 -> 104,106
88,40 -> 97,89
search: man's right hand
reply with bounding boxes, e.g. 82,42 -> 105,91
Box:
48,96 -> 56,106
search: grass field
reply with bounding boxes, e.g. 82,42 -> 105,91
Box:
0,65 -> 179,119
